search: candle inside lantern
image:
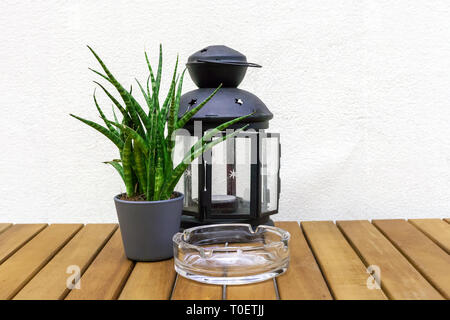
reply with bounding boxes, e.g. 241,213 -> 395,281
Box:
211,194 -> 238,213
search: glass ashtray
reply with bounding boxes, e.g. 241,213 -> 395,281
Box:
172,224 -> 290,285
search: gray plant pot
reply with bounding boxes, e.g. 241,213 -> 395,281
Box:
114,192 -> 184,261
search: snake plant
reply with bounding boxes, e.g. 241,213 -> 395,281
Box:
71,46 -> 250,201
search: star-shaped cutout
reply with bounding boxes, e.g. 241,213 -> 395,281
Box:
235,98 -> 243,105
228,169 -> 236,179
185,169 -> 191,177
188,99 -> 197,107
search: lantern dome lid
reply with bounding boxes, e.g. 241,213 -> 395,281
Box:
186,45 -> 261,88
187,45 -> 261,68
178,88 -> 273,131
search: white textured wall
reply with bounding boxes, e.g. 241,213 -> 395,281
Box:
2,0 -> 450,223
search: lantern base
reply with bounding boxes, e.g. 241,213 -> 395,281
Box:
180,215 -> 274,230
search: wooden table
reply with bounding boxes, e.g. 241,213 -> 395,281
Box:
0,219 -> 449,300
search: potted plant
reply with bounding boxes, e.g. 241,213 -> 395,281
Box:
71,45 -> 250,261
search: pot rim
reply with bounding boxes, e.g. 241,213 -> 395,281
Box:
114,192 -> 184,205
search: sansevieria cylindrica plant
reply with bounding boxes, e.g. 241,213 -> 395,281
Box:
71,46 -> 251,201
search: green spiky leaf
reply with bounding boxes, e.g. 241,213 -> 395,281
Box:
70,114 -> 124,149
74,46 -> 254,201
103,161 -> 125,183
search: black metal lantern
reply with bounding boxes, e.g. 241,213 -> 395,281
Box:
175,45 -> 280,228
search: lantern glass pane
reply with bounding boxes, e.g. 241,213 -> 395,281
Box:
261,135 -> 279,213
174,134 -> 199,214
210,136 -> 252,215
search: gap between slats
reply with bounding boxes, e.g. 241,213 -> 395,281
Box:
58,225 -> 119,300
5,224 -> 119,300
372,220 -> 450,299
297,222 -> 336,300
64,229 -> 135,300
0,224 -> 84,299
0,224 -> 48,265
337,220 -> 443,300
15,225 -> 83,298
272,221 -> 333,300
170,274 -> 180,300
114,262 -> 136,300
0,223 -> 13,235
301,221 -> 388,300
409,219 -> 450,254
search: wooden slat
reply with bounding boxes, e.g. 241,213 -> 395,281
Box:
226,280 -> 277,300
65,229 -> 134,300
0,224 -> 82,300
14,224 -> 117,300
171,276 -> 222,300
409,219 -> 450,254
0,224 -> 12,235
275,221 -> 332,300
0,224 -> 47,264
302,221 -> 386,300
119,259 -> 176,300
373,219 -> 450,299
337,220 -> 443,300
